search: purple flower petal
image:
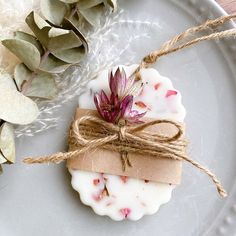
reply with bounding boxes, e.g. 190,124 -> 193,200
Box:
100,90 -> 109,104
117,68 -> 127,97
94,93 -> 104,119
94,68 -> 147,124
120,95 -> 133,118
109,71 -> 117,95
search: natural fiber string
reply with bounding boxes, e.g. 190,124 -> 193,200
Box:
24,115 -> 227,197
23,14 -> 236,198
134,13 -> 236,79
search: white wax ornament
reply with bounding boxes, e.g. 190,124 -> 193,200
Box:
69,64 -> 186,221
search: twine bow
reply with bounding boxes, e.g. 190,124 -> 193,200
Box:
24,115 -> 227,197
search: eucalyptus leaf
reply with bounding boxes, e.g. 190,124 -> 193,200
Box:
39,53 -> 70,73
25,73 -> 57,99
0,69 -> 16,90
26,12 -> 51,48
14,63 -> 57,99
77,0 -> 104,9
41,0 -> 68,26
52,47 -> 85,63
26,12 -> 87,62
48,28 -> 70,38
41,0 -> 117,28
0,153 -> 7,164
14,31 -> 44,55
106,0 -> 117,11
48,30 -> 83,51
0,88 -> 39,125
2,39 -> 41,71
61,18 -> 88,52
34,12 -> 51,29
14,63 -> 32,91
0,122 -> 15,163
59,0 -> 78,3
79,4 -> 104,26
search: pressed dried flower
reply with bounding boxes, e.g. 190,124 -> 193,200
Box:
109,68 -> 142,99
94,68 -> 146,124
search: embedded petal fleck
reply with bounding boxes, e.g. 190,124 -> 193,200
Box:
135,101 -> 147,108
166,90 -> 178,98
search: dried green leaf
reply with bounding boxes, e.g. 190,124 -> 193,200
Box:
14,63 -> 32,91
48,30 -> 83,51
0,69 -> 16,90
79,4 -> 104,26
106,0 -> 117,11
25,73 -> 57,99
59,0 -> 78,3
0,88 -> 39,125
61,18 -> 88,52
39,53 -> 70,73
41,0 -> 68,26
14,31 -> 44,55
2,39 -> 41,71
0,153 -> 7,164
48,28 -> 70,37
26,12 -> 87,64
0,122 -> 15,163
25,12 -> 51,48
34,11 -> 51,29
52,47 -> 85,63
77,0 -> 104,9
14,63 -> 57,99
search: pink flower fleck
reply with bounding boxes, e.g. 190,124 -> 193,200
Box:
92,193 -> 102,202
166,90 -> 178,98
154,83 -> 161,90
135,101 -> 147,109
93,179 -> 100,186
120,208 -> 131,218
120,176 -> 128,183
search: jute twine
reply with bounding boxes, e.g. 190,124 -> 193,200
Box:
134,13 -> 236,79
24,14 -> 236,198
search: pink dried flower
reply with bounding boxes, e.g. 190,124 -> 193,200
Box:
94,90 -> 120,123
109,68 -> 142,99
120,95 -> 146,124
94,68 -> 145,124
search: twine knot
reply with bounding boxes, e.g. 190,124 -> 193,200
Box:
118,120 -> 127,141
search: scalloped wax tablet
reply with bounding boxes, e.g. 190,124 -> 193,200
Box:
69,65 -> 186,221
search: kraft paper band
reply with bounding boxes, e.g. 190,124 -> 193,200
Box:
67,108 -> 183,185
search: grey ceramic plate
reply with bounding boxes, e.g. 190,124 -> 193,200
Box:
1,0 -> 236,235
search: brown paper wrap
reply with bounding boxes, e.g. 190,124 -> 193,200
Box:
67,108 -> 183,185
